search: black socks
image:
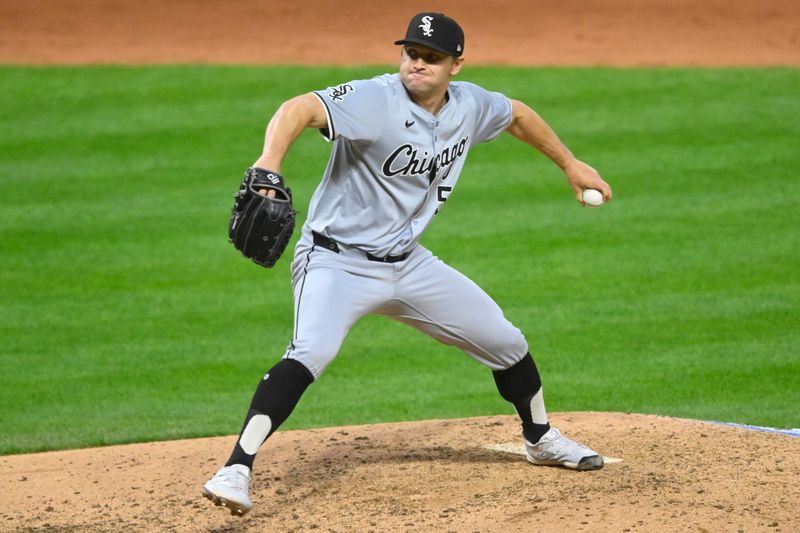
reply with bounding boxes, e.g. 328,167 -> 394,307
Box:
226,358 -> 315,469
492,353 -> 551,444
225,353 -> 548,471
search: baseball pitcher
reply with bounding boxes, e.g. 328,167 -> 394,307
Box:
204,12 -> 613,516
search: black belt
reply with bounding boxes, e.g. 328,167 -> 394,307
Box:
312,231 -> 410,263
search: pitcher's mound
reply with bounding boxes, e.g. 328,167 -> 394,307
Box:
1,412 -> 797,532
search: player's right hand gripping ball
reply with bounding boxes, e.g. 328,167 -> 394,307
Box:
228,167 -> 296,268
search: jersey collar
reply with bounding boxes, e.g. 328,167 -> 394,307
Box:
401,82 -> 454,121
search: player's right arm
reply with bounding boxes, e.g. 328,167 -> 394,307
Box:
252,93 -> 328,173
506,99 -> 612,204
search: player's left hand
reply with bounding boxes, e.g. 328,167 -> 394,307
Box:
563,159 -> 613,206
228,167 -> 296,268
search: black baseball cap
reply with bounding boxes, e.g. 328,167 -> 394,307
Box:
394,12 -> 465,57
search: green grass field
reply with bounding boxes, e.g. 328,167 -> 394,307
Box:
1,66 -> 798,454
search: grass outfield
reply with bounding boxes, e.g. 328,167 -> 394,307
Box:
1,66 -> 798,454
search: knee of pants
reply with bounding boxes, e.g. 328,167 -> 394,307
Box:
284,336 -> 343,380
475,325 -> 529,370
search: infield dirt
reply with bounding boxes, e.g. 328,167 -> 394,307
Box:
2,1 -> 799,531
1,0 -> 798,65
3,413 -> 799,532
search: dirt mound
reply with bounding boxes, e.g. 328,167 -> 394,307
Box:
1,0 -> 798,66
2,412 -> 797,532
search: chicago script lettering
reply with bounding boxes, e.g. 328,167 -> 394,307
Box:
382,136 -> 469,177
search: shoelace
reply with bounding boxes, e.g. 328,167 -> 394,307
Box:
217,468 -> 249,491
535,429 -> 586,457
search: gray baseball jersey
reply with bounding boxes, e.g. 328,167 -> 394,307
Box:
308,73 -> 512,257
282,73 -> 527,380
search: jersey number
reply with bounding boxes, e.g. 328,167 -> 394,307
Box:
435,186 -> 452,214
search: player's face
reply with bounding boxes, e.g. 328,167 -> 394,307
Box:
399,45 -> 464,96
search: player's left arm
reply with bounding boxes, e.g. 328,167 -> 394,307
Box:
505,99 -> 612,205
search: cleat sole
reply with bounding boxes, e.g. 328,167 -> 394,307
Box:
526,454 -> 605,471
202,488 -> 250,516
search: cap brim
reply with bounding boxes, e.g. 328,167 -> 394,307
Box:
394,38 -> 456,56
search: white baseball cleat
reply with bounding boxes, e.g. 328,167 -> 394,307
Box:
525,427 -> 604,471
202,464 -> 253,516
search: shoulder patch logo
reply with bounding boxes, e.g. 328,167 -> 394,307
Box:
328,84 -> 355,102
419,16 -> 434,37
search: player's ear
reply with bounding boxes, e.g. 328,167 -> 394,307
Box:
450,56 -> 465,76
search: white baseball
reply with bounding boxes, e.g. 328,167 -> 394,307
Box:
582,188 -> 604,207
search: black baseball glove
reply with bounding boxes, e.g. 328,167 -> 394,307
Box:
228,167 -> 296,268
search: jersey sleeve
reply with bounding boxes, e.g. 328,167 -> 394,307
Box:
312,78 -> 387,143
461,82 -> 513,144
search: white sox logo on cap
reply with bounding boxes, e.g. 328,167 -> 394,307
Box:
395,12 -> 464,57
419,16 -> 434,36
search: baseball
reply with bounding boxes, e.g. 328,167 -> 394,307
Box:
582,188 -> 604,207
